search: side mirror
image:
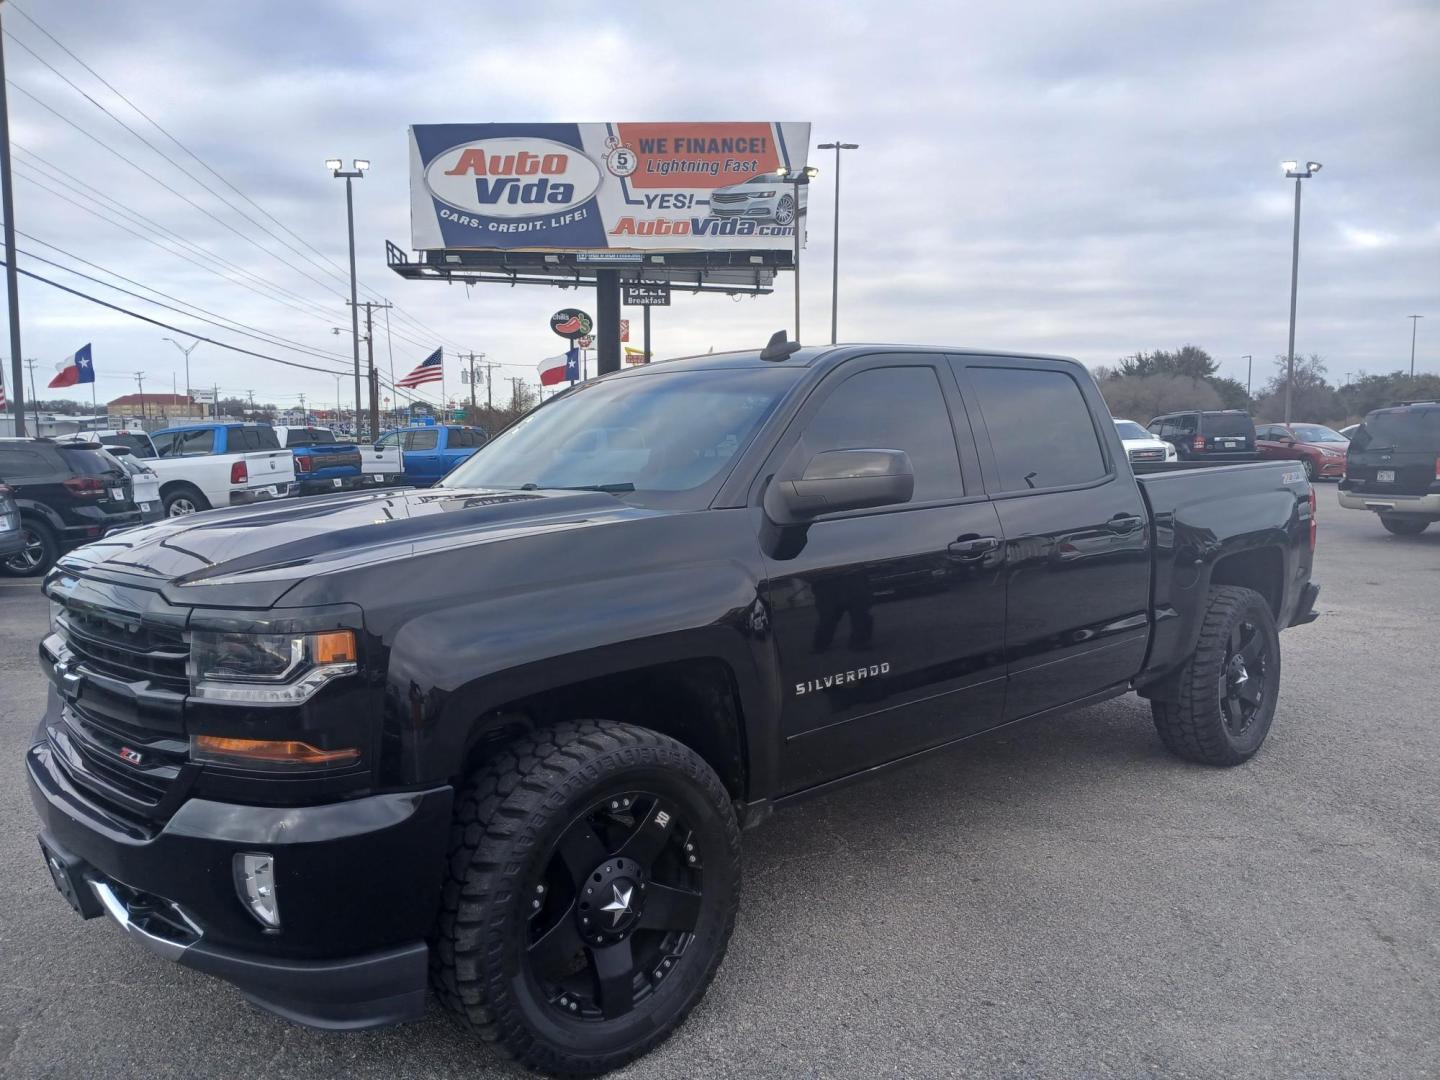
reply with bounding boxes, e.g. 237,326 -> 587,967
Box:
764,449 -> 915,525
1277,436 -> 1295,445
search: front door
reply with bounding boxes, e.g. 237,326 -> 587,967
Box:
957,358 -> 1152,721
760,354 -> 1008,794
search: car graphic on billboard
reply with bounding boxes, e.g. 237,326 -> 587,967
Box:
706,173 -> 797,225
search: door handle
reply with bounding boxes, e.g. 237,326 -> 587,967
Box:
947,535 -> 1000,561
1106,514 -> 1144,534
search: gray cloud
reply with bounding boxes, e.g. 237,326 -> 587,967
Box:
5,0 -> 1437,413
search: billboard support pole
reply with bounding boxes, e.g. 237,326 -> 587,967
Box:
643,305 -> 651,365
596,270 -> 621,376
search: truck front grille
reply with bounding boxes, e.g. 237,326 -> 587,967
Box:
46,599 -> 194,829
1129,448 -> 1167,462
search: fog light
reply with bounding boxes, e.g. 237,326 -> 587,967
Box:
235,853 -> 280,929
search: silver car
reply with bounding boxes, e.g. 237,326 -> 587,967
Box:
707,173 -> 796,225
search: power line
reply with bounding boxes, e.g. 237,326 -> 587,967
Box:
5,2 -> 476,357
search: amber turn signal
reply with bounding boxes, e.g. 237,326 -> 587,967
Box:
191,735 -> 360,767
311,629 -> 357,665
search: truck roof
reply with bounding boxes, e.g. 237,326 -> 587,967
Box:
152,421 -> 271,434
615,342 -> 1083,376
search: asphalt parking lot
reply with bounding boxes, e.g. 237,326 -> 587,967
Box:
0,491 -> 1435,1080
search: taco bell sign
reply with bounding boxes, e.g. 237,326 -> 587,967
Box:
409,122 -> 811,253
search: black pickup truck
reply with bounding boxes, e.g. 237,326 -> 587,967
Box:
28,341 -> 1319,1076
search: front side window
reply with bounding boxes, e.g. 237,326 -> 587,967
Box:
1289,424 -> 1345,443
798,365 -> 963,503
969,366 -> 1107,492
375,432 -> 400,448
441,367 -> 798,509
405,429 -> 439,451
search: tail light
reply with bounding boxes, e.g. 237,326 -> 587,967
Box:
1192,435 -> 1205,452
62,476 -> 105,498
295,455 -> 312,474
230,461 -> 248,484
1308,487 -> 1317,551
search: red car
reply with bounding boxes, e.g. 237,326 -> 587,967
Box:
1254,422 -> 1349,481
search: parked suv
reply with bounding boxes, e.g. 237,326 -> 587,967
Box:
1148,410 -> 1256,460
1255,422 -> 1348,482
0,438 -> 142,575
1339,401 -> 1440,535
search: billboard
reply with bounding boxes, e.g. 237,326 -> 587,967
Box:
409,122 -> 811,253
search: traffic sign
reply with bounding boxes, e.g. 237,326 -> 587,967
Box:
622,283 -> 671,307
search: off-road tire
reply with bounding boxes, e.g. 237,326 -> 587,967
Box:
1379,515 -> 1429,536
1151,585 -> 1280,766
432,719 -> 741,1077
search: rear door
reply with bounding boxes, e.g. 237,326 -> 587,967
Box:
1347,407 -> 1440,495
403,428 -> 443,481
1200,412 -> 1255,454
763,353 -> 1008,792
957,357 -> 1151,721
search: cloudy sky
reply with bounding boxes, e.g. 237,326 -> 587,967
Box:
4,0 -> 1436,414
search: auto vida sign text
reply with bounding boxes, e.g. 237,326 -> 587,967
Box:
409,122 -> 812,253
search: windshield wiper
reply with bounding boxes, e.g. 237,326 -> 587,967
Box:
559,483 -> 636,494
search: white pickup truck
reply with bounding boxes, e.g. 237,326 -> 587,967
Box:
147,423 -> 297,517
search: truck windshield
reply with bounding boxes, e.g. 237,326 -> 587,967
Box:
439,367 -> 798,509
1113,421 -> 1150,440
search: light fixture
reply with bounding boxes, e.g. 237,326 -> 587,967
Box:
325,158 -> 343,171
443,253 -> 461,264
543,254 -> 560,264
234,853 -> 280,929
804,165 -> 819,179
1306,161 -> 1323,173
353,159 -> 370,172
775,165 -> 789,176
1281,160 -> 1298,172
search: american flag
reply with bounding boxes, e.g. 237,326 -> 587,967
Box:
397,348 -> 444,388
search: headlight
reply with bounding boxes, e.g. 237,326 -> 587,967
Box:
188,629 -> 357,705
748,189 -> 776,198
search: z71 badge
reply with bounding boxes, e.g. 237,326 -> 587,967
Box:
795,662 -> 891,696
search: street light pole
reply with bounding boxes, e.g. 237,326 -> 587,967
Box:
0,9 -> 27,436
1409,315 -> 1423,379
1281,160 -> 1321,423
816,141 -> 859,344
163,336 -> 199,417
1242,355 -> 1253,400
776,165 -> 819,341
328,158 -> 369,436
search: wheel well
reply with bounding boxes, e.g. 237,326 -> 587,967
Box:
1210,546 -> 1282,619
458,659 -> 749,802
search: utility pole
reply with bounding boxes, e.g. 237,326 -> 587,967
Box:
327,159 -> 368,438
298,392 -> 306,421
163,337 -> 199,417
0,7 -> 27,436
133,371 -> 147,426
508,377 -> 524,413
348,299 -> 391,438
247,389 -> 255,412
1409,315 -> 1423,379
1242,355 -> 1253,399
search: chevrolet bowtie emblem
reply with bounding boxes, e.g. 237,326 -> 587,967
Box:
600,882 -> 633,926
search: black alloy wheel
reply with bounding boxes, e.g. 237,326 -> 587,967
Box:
1218,616 -> 1268,738
432,719 -> 741,1076
526,791 -> 704,1022
1,520 -> 57,577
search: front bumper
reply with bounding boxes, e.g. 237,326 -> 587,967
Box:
1337,488 -> 1440,516
230,483 -> 293,506
1315,458 -> 1345,478
27,738 -> 452,1029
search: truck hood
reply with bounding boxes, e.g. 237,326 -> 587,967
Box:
55,486 -> 662,606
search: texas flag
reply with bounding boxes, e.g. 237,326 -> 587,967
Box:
539,347 -> 581,387
49,344 -> 95,388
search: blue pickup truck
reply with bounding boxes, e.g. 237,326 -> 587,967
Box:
272,426 -> 367,495
376,424 -> 488,485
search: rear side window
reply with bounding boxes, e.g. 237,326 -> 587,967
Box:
56,447 -> 121,476
1201,412 -> 1254,437
151,432 -> 177,457
0,446 -> 57,480
174,429 -> 214,456
800,365 -> 964,502
969,366 -> 1107,492
1353,409 -> 1440,453
100,433 -> 155,457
